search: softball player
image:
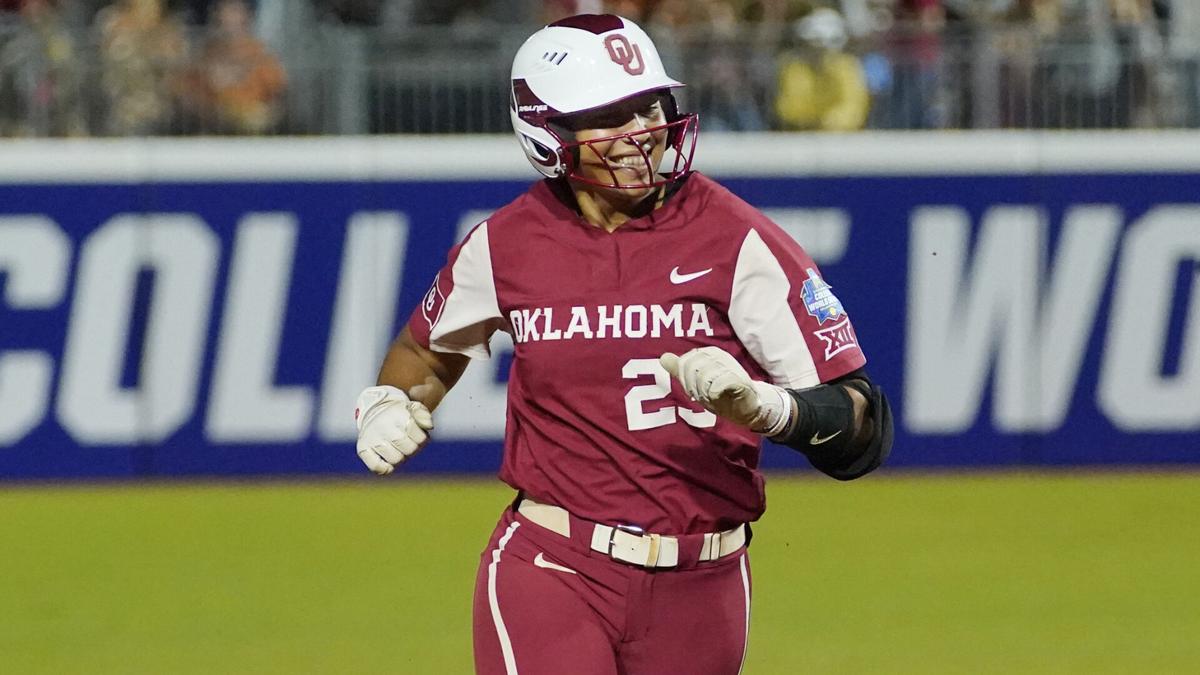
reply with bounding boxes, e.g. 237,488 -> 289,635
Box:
354,14 -> 893,675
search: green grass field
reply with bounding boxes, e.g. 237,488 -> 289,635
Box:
2,471 -> 1197,674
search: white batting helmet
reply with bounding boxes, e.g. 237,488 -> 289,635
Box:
510,14 -> 698,188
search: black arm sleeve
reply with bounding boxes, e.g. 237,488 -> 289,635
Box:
770,370 -> 894,481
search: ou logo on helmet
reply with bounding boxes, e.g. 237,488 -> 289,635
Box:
604,34 -> 644,76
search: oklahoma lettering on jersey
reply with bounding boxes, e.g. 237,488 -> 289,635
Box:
408,173 -> 865,533
509,303 -> 714,343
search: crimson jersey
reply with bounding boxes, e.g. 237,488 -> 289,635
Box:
409,173 -> 865,533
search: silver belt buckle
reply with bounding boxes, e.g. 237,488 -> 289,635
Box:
607,524 -> 639,564
609,523 -> 644,555
610,524 -> 666,568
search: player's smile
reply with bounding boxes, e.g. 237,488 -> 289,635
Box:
607,153 -> 649,168
600,145 -> 654,177
575,128 -> 667,192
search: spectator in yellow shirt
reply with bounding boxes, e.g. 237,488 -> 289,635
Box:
774,7 -> 870,131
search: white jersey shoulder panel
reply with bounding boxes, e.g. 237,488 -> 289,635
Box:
728,228 -> 821,389
429,222 -> 502,358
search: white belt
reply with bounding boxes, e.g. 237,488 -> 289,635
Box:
517,499 -> 746,569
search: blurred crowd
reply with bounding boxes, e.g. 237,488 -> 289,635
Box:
558,0 -> 1186,131
0,0 -> 285,136
0,0 -> 1194,136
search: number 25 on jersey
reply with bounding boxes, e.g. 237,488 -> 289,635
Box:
623,358 -> 716,431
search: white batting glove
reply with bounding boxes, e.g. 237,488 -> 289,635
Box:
660,347 -> 794,436
354,385 -> 434,475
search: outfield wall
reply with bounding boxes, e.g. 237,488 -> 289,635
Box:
1,132 -> 1198,478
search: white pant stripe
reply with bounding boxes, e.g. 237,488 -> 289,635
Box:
737,555 -> 752,674
487,521 -> 522,675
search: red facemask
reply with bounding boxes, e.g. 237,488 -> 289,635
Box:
547,113 -> 699,190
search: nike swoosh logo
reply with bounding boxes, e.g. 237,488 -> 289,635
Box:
533,552 -> 577,575
670,266 -> 713,284
810,430 -> 842,445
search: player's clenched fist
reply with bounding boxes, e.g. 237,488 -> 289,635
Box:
660,347 -> 794,437
354,385 -> 434,475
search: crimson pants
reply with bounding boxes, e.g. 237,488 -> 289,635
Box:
473,506 -> 752,675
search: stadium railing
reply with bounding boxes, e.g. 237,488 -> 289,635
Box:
0,19 -> 1197,136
